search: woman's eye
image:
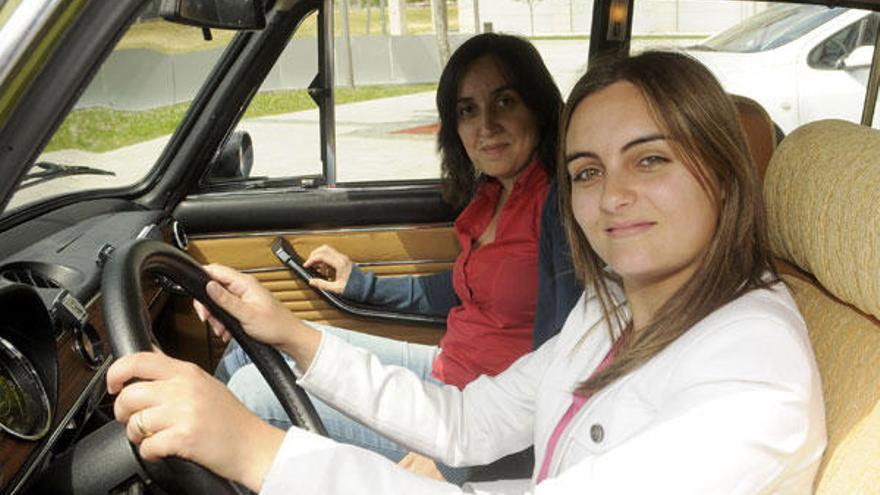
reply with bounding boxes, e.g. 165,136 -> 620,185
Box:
458,105 -> 475,118
637,155 -> 669,168
571,167 -> 603,183
496,94 -> 516,108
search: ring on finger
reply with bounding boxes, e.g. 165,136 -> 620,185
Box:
134,411 -> 154,438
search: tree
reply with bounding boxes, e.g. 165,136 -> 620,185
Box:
339,0 -> 355,87
431,0 -> 450,65
515,0 -> 545,35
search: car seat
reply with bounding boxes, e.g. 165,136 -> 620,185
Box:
763,119 -> 880,493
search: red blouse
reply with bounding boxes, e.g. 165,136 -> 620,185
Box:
432,160 -> 550,389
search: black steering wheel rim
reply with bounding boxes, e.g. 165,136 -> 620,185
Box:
101,239 -> 325,493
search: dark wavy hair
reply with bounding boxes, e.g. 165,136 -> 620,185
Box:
436,33 -> 562,207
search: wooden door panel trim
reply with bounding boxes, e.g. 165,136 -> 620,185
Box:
241,259 -> 455,273
188,226 -> 460,271
184,228 -> 455,351
189,222 -> 455,240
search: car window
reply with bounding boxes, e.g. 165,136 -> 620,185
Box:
225,12 -> 323,184
226,9 -> 444,185
4,0 -> 231,213
809,13 -> 879,69
699,4 -> 846,53
226,5 -> 597,187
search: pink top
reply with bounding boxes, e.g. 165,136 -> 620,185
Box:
536,338 -> 622,483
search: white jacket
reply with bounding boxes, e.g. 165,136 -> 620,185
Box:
261,283 -> 826,494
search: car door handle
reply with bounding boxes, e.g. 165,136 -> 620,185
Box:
272,237 -> 446,326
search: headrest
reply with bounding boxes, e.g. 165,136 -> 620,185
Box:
764,119 -> 880,320
731,94 -> 777,181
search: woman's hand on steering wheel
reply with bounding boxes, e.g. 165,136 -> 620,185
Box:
194,263 -> 323,371
106,351 -> 285,492
194,264 -> 300,348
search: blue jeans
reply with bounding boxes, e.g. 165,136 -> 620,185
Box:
216,323 -> 473,485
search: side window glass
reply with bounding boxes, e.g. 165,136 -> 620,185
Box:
809,21 -> 859,69
226,8 -> 442,186
809,14 -> 877,70
333,80 -> 441,184
326,4 -> 603,185
331,4 -> 447,184
221,4 -> 599,187
225,13 -> 322,182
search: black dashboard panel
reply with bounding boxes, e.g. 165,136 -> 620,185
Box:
0,200 -> 145,262
0,210 -> 172,302
0,208 -> 183,494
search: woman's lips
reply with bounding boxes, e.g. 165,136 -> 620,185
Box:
605,221 -> 656,238
480,143 -> 509,155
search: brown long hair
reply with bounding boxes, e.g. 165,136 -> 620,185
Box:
558,51 -> 779,395
436,33 -> 562,207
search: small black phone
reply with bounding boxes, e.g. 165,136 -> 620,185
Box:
271,237 -> 446,326
271,237 -> 321,280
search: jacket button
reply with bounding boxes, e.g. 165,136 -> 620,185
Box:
590,424 -> 604,443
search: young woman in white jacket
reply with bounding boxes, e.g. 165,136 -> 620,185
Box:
106,51 -> 826,494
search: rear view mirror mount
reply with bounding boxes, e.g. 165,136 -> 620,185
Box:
159,0 -> 267,30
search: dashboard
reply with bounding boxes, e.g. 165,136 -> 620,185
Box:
0,208 -> 186,494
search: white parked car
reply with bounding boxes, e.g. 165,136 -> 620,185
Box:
686,5 -> 878,133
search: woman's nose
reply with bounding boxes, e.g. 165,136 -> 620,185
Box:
478,108 -> 501,134
600,171 -> 636,212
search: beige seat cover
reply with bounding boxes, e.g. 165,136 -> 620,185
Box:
764,119 -> 880,494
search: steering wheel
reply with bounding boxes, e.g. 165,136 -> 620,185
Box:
101,238 -> 326,493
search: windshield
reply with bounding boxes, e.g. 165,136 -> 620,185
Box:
699,4 -> 847,53
4,0 -> 231,214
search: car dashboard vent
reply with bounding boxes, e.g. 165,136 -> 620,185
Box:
1,268 -> 61,289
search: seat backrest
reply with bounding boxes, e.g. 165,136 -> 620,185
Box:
763,119 -> 880,494
732,94 -> 778,181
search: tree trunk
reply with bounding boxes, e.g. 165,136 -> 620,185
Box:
340,0 -> 355,88
431,0 -> 450,65
528,0 -> 535,36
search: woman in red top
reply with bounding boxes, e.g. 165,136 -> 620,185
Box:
213,33 -> 563,483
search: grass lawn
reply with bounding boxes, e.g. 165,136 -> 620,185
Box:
45,84 -> 436,153
121,6 -> 459,54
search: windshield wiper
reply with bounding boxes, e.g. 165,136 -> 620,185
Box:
18,161 -> 116,190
